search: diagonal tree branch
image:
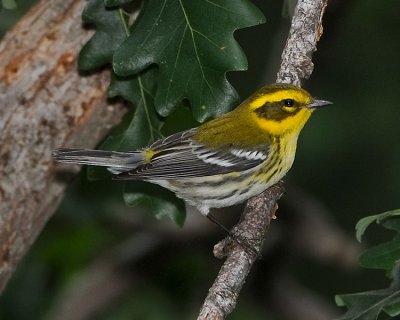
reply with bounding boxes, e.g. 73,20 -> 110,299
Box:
198,183 -> 284,320
277,0 -> 329,85
197,0 -> 330,318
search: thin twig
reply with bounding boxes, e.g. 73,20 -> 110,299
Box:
197,0 -> 330,318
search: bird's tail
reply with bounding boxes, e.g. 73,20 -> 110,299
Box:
53,148 -> 144,174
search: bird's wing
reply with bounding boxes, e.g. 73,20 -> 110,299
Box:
115,128 -> 271,180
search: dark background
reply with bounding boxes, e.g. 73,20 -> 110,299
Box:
1,0 -> 399,319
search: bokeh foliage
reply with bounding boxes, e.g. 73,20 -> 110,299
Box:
336,211 -> 400,319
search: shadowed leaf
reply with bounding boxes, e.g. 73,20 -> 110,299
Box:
113,0 -> 266,121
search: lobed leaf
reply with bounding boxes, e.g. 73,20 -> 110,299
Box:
383,217 -> 400,234
79,0 -> 129,70
124,181 -> 185,226
356,212 -> 400,273
355,210 -> 400,242
335,288 -> 400,320
358,239 -> 400,273
107,68 -> 163,150
384,299 -> 400,317
86,68 -> 163,180
337,213 -> 400,319
113,0 -> 266,122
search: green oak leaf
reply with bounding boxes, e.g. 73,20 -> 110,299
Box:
358,239 -> 400,273
124,181 -> 186,226
356,214 -> 400,273
107,69 -> 163,150
88,68 -> 163,177
356,210 -> 400,242
335,288 -> 400,320
113,0 -> 266,121
337,214 -> 400,319
383,217 -> 400,234
384,298 -> 400,317
79,0 -> 129,70
335,267 -> 400,319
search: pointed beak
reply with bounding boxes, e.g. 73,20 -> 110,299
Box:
307,99 -> 333,109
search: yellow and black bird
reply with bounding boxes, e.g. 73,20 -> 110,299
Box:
53,84 -> 331,215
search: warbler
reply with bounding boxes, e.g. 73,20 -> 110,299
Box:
53,84 -> 331,216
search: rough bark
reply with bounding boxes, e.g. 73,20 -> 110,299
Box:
277,0 -> 329,85
198,183 -> 284,320
0,0 -> 125,292
197,0 -> 330,318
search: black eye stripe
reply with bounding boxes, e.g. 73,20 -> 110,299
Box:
254,100 -> 301,121
254,102 -> 280,116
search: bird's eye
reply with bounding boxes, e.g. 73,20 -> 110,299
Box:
284,99 -> 295,107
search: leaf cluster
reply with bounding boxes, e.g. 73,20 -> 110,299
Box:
78,0 -> 265,223
336,210 -> 400,319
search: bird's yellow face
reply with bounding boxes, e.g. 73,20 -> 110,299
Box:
244,84 -> 326,136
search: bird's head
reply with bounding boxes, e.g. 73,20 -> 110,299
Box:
244,84 -> 331,136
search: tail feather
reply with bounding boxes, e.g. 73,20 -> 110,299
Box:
53,148 -> 143,174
